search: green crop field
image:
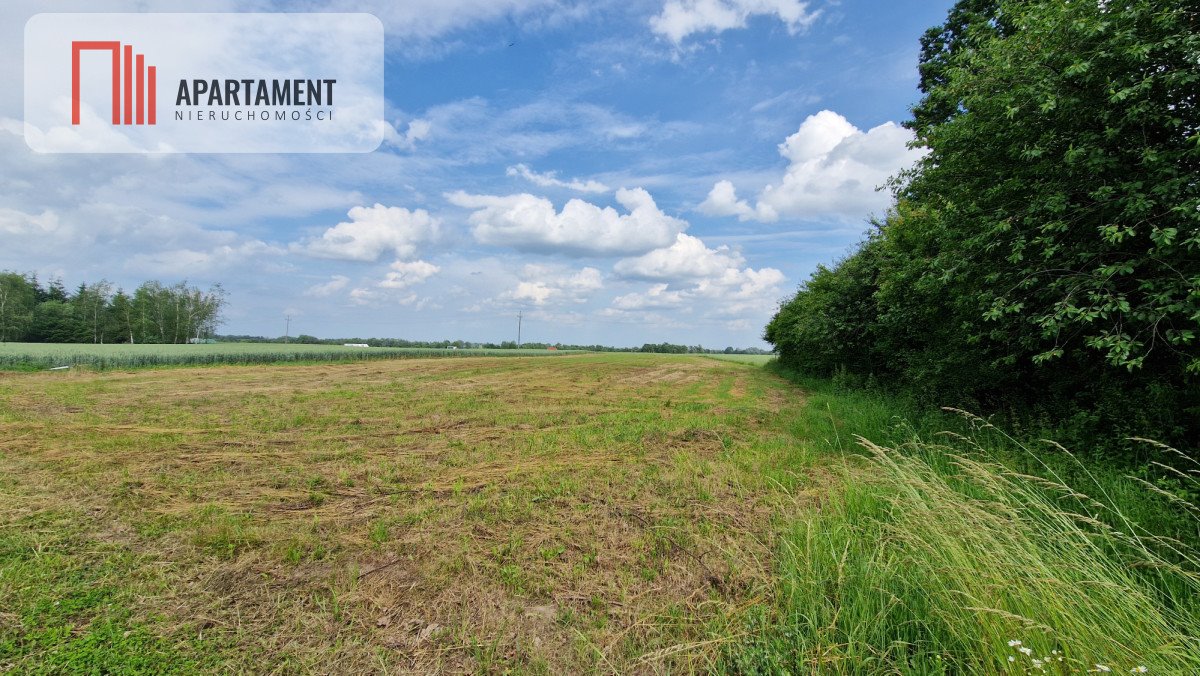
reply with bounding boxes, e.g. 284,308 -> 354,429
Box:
0,342 -> 579,371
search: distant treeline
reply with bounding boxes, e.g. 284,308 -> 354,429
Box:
0,273 -> 227,344
765,0 -> 1199,452
217,335 -> 773,355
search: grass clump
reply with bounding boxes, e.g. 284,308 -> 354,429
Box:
729,427 -> 1200,674
0,511 -> 225,673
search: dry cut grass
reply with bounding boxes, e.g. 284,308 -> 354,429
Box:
0,353 -> 820,673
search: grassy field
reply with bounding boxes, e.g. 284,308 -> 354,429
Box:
0,343 -> 579,371
741,368 -> 1200,674
2,354 -> 1196,673
700,354 -> 775,366
0,353 -> 818,673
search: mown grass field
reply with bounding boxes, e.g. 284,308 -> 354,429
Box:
700,354 -> 775,366
0,353 -> 819,673
0,343 -> 580,371
2,353 -> 1196,674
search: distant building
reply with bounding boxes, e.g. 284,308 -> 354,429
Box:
547,346 -> 558,351
343,343 -> 370,347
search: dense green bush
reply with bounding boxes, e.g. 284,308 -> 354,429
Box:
766,0 -> 1200,452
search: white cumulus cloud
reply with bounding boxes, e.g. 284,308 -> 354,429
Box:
502,264 -> 604,306
611,232 -> 785,317
650,0 -> 819,45
447,187 -> 686,257
304,275 -> 351,297
294,204 -> 439,262
612,283 -> 687,310
700,110 -> 924,223
386,118 -> 432,150
698,180 -> 774,221
0,207 -> 61,237
506,163 -> 609,194
378,259 -> 440,289
347,259 -> 440,306
126,240 -> 286,276
614,233 -> 745,281
695,265 -> 785,304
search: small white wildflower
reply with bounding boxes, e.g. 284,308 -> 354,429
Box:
1008,656 -> 1016,663
1033,659 -> 1044,667
1052,650 -> 1059,655
1020,646 -> 1034,656
1009,640 -> 1023,647
1131,668 -> 1147,674
1095,666 -> 1111,673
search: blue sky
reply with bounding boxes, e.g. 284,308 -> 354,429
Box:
0,0 -> 954,347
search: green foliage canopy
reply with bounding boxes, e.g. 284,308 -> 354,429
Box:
0,273 -> 227,345
765,0 -> 1199,447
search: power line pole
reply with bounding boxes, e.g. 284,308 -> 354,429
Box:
517,310 -> 522,348
284,314 -> 291,344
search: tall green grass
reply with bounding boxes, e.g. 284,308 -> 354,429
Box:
729,365 -> 1200,673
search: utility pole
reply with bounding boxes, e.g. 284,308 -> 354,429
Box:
284,314 -> 291,344
517,310 -> 522,348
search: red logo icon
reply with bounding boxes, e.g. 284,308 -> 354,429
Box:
71,41 -> 156,125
